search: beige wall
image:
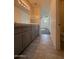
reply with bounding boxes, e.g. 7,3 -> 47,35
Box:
14,6 -> 30,24
50,0 -> 57,49
14,6 -> 21,23
30,7 -> 40,24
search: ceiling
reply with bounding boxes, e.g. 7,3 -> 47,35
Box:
27,0 -> 41,7
27,0 -> 51,17
14,0 -> 51,17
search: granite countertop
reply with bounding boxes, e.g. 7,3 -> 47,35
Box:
14,23 -> 39,27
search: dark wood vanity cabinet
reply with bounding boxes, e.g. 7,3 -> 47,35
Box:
22,31 -> 32,49
14,34 -> 23,55
14,23 -> 39,55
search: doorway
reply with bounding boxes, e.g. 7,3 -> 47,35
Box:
40,16 -> 50,34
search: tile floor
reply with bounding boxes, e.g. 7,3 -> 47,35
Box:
15,34 -> 64,59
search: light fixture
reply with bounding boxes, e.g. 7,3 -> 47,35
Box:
18,0 -> 30,11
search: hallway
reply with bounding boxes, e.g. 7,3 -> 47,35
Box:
40,28 -> 50,34
15,34 -> 64,59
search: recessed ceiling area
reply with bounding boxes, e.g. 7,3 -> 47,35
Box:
15,0 -> 51,16
27,0 -> 41,7
27,0 -> 51,17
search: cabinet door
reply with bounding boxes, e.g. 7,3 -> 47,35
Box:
32,28 -> 34,40
14,34 -> 22,55
22,31 -> 32,49
22,32 -> 27,49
